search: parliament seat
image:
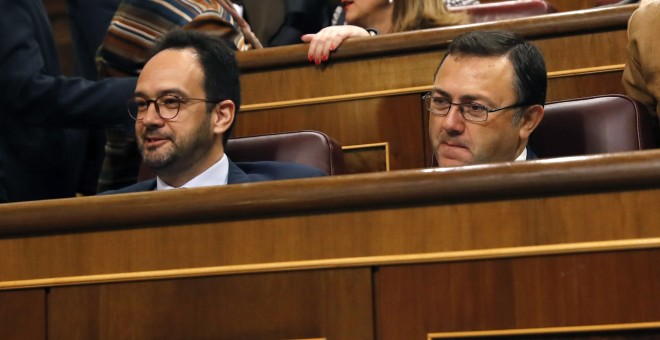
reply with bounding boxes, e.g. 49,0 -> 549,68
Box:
529,94 -> 658,158
138,130 -> 347,181
450,0 -> 557,23
225,130 -> 347,175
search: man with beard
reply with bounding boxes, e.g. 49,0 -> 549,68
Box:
104,30 -> 324,194
427,30 -> 546,167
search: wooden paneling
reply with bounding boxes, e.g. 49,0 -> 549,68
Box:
236,94 -> 425,170
3,151 -> 660,286
0,289 -> 45,340
48,268 -> 373,340
547,71 -> 625,102
2,151 -> 660,338
376,249 -> 660,339
480,0 -> 602,12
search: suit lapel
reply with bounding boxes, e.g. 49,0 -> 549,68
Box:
227,159 -> 250,184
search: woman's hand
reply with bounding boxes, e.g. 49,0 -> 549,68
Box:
301,25 -> 370,64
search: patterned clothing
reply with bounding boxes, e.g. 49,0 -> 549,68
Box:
445,0 -> 480,7
97,0 -> 248,78
331,0 -> 480,26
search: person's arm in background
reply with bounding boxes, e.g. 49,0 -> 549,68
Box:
0,1 -> 136,128
622,1 -> 660,116
301,25 -> 371,65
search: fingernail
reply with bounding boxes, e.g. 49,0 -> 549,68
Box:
330,44 -> 335,51
322,55 -> 328,62
308,54 -> 314,62
315,59 -> 320,65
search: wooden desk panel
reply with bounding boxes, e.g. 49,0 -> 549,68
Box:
3,151 -> 660,287
0,289 -> 45,340
236,94 -> 426,170
238,6 -> 633,105
2,151 -> 660,338
377,249 -> 660,339
48,268 -> 373,340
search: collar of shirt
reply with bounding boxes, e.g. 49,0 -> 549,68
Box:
515,147 -> 528,162
156,154 -> 229,190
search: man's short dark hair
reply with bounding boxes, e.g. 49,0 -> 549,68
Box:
435,30 -> 547,123
152,29 -> 241,146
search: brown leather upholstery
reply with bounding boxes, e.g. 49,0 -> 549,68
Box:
450,0 -> 556,23
224,130 -> 347,175
529,95 -> 658,158
137,130 -> 347,181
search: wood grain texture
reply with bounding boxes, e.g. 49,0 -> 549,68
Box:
234,94 -> 424,170
0,290 -> 45,340
48,268 -> 373,340
2,151 -> 660,285
377,249 -> 660,339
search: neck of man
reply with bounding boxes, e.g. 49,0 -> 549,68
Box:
157,144 -> 225,188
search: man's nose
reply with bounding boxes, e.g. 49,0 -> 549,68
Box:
441,104 -> 466,134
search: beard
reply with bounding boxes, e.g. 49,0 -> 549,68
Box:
138,116 -> 213,174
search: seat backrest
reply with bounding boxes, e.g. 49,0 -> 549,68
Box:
225,130 -> 347,175
450,0 -> 556,23
529,95 -> 658,158
137,130 -> 347,181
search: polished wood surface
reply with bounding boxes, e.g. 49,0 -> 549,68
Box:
238,6 -> 632,75
481,0 -> 602,12
48,268 -> 373,340
377,249 -> 660,339
0,289 -> 45,340
3,151 -> 660,338
3,150 -> 660,285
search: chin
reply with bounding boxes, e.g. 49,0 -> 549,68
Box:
437,157 -> 471,168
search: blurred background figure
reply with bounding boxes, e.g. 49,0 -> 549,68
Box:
243,0 -> 339,47
65,0 -> 122,196
303,0 -> 470,63
0,0 -> 136,203
623,0 -> 659,119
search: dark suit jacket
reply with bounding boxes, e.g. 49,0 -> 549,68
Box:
0,0 -> 136,203
526,147 -> 537,160
101,159 -> 326,194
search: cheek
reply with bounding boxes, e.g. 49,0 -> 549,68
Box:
428,117 -> 442,143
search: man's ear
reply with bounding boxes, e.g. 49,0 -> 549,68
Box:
518,105 -> 544,142
212,100 -> 235,135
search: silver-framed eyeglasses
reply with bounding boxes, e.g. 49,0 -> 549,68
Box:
127,94 -> 219,120
423,92 -> 528,123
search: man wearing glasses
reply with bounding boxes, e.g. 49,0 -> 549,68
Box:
427,30 -> 546,167
105,30 -> 324,193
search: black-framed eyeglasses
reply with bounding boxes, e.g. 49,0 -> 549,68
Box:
127,94 -> 219,120
422,92 -> 529,123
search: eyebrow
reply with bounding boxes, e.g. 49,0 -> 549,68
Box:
431,88 -> 495,107
134,88 -> 187,98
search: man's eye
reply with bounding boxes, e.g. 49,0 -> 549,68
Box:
160,96 -> 180,108
432,98 -> 450,105
134,100 -> 148,109
466,103 -> 486,112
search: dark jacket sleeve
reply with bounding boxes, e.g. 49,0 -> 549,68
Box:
0,0 -> 136,129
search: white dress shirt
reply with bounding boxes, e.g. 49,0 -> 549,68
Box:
156,154 -> 229,190
515,147 -> 528,162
